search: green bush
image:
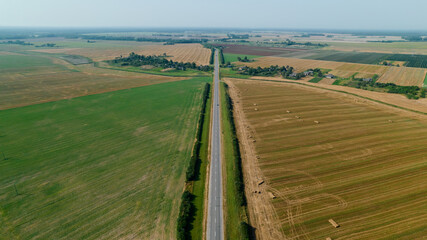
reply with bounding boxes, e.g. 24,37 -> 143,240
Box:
186,83 -> 210,181
223,84 -> 247,207
177,191 -> 195,240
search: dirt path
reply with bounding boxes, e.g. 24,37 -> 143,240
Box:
224,79 -> 286,240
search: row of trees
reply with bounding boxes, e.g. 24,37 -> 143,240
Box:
237,56 -> 253,62
265,39 -> 328,47
238,65 -> 287,76
238,65 -> 297,78
223,83 -> 252,239
223,84 -> 246,207
209,48 -> 215,64
177,83 -> 210,240
112,52 -> 213,71
0,40 -> 33,45
81,35 -> 208,44
237,65 -> 324,80
219,48 -> 225,65
176,191 -> 195,240
186,83 -> 211,181
35,43 -> 57,48
346,77 -> 425,99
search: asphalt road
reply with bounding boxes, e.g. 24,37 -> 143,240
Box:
206,49 -> 224,240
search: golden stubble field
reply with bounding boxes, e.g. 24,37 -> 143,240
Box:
33,43 -> 211,65
243,56 -> 426,86
228,79 -> 427,240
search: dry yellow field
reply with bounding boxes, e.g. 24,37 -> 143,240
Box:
245,56 -> 426,86
139,43 -> 211,65
330,63 -> 388,77
228,79 -> 427,240
318,78 -> 336,84
378,66 -> 427,87
324,41 -> 427,55
33,43 -> 211,65
243,56 -> 345,72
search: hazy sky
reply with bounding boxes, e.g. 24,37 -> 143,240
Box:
1,0 -> 426,30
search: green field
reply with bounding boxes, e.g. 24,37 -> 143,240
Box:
0,78 -> 209,239
0,51 -> 187,109
190,84 -> 212,239
220,68 -> 251,79
308,77 -> 324,83
220,83 -> 250,240
223,53 -> 261,63
0,54 -> 55,71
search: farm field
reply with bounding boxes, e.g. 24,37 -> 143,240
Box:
223,53 -> 261,63
227,78 -> 427,240
323,41 -> 427,55
378,67 -> 427,86
293,50 -> 427,68
0,78 -> 209,239
244,56 -> 427,87
299,50 -> 388,64
243,56 -> 345,72
246,76 -> 427,114
32,40 -> 211,65
0,51 -> 187,109
215,44 -> 307,56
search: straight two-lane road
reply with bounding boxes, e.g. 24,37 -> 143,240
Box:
207,49 -> 224,240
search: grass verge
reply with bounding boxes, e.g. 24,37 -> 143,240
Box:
190,83 -> 212,239
177,83 -> 212,240
220,82 -> 252,240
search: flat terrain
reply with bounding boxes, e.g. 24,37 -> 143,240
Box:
223,53 -> 261,63
215,44 -> 307,56
228,79 -> 427,240
324,41 -> 427,55
0,78 -> 208,239
243,56 -> 427,86
245,76 -> 427,114
0,52 -> 186,109
377,66 -> 427,86
33,41 -> 211,65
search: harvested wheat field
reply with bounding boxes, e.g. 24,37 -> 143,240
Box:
244,56 -> 426,86
243,56 -> 345,72
140,43 -> 211,65
33,42 -> 211,65
330,63 -> 388,78
318,78 -> 336,84
227,78 -> 427,240
378,66 -> 427,87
